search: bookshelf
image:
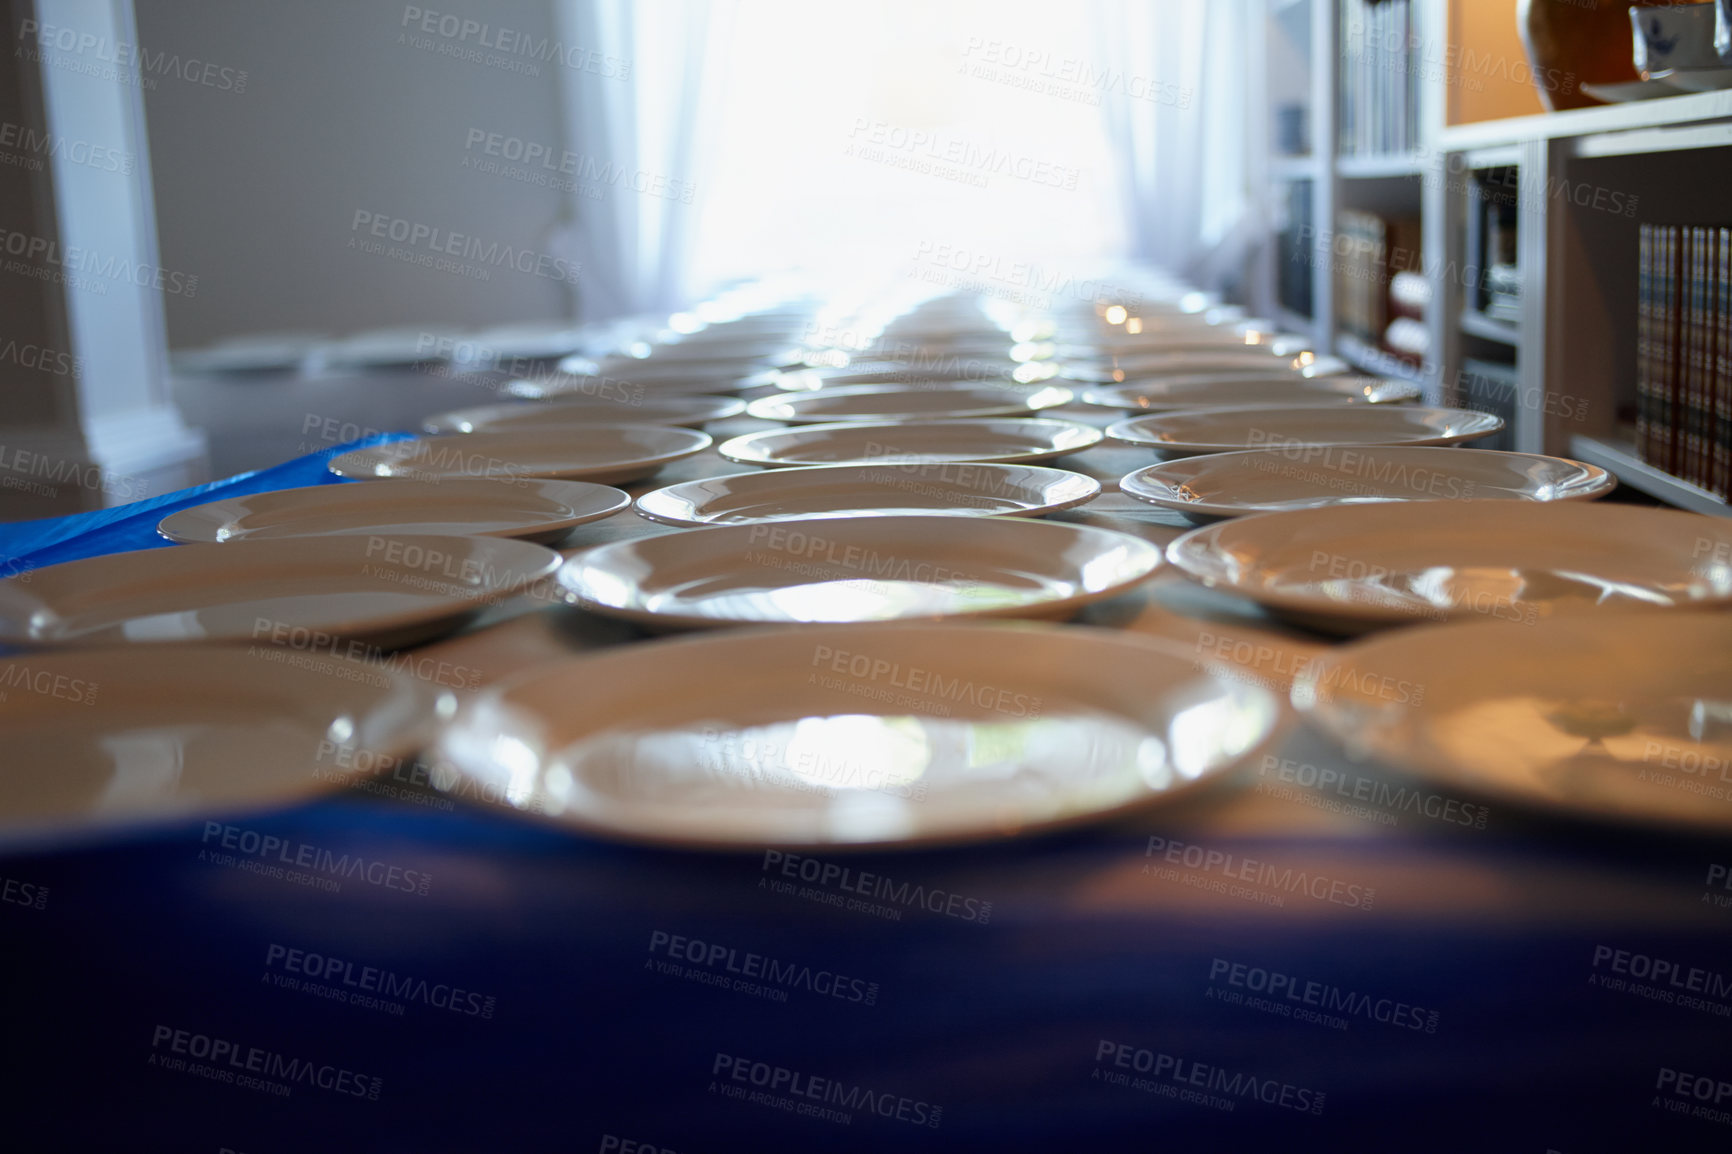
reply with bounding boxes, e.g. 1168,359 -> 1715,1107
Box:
1251,0 -> 1732,515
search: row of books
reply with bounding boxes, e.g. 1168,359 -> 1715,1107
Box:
1338,0 -> 1420,157
1276,181 -> 1315,320
1636,223 -> 1730,499
1334,208 -> 1423,361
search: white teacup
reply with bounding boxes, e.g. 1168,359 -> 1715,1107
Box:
1631,2 -> 1721,75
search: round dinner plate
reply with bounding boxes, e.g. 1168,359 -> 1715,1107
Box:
1166,500 -> 1732,634
1082,375 -> 1419,411
1061,352 -> 1344,384
634,462 -> 1101,526
1291,612 -> 1732,832
422,396 -> 744,433
716,418 -> 1103,468
1107,404 -> 1503,455
0,646 -> 449,845
771,362 -> 1044,391
158,479 -> 630,545
328,426 -> 711,484
560,515 -> 1163,629
1120,447 -> 1614,518
0,534 -> 562,648
429,621 -> 1286,849
745,382 -> 1073,423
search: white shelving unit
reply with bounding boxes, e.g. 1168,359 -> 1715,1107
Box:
1253,1 -> 1732,515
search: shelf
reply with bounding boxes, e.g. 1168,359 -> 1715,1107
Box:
1459,310 -> 1520,347
1269,155 -> 1320,180
1335,153 -> 1428,179
1441,89 -> 1732,153
1334,332 -> 1427,386
1574,119 -> 1732,160
1569,435 -> 1732,518
1275,307 -> 1318,338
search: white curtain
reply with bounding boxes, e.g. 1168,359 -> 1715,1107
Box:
1093,0 -> 1260,292
553,0 -> 732,321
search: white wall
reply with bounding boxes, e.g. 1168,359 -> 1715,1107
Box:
135,0 -> 576,347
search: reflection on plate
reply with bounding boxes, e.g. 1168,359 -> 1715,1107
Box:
1652,66 -> 1732,94
560,515 -> 1163,629
430,621 -> 1286,848
1107,404 -> 1505,455
1083,376 -> 1419,411
159,479 -> 629,544
717,418 -> 1103,468
329,426 -> 710,484
745,382 -> 1073,423
1293,612 -> 1732,831
1166,500 -> 1732,634
1120,446 -> 1613,517
0,646 -> 449,845
1579,78 -> 1683,102
0,534 -> 562,648
422,396 -> 744,432
634,462 -> 1101,526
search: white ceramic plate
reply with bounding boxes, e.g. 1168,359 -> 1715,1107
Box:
1107,404 -> 1505,455
0,646 -> 449,844
422,396 -> 744,433
541,358 -> 774,394
1121,447 -> 1614,517
716,418 -> 1103,468
429,621 -> 1286,848
1082,376 -> 1418,411
1167,500 -> 1732,634
0,534 -> 562,648
1292,612 -> 1732,831
329,426 -> 711,484
772,362 -> 1040,390
1061,352 -> 1343,384
561,515 -> 1163,630
634,462 -> 1101,526
158,479 -> 629,545
746,383 -> 1073,423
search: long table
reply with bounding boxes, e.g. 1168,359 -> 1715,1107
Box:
5,392 -> 1731,1152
